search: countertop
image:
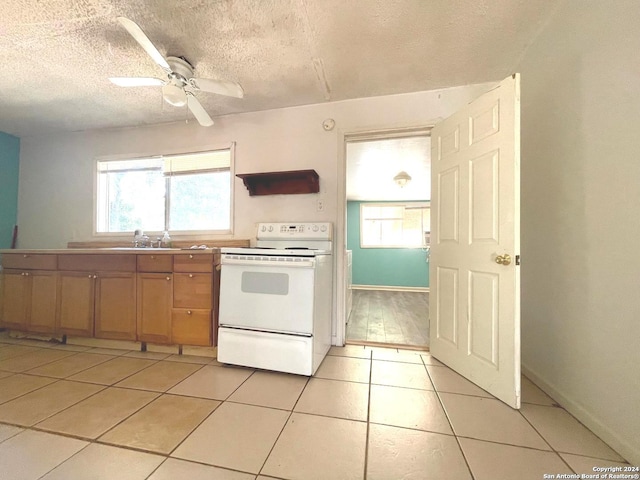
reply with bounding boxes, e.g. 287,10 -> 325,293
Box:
0,248 -> 219,255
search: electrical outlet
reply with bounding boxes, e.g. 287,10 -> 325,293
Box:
316,199 -> 324,212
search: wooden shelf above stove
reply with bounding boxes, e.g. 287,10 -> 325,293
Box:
236,169 -> 320,196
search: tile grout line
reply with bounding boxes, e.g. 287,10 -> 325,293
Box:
142,456 -> 170,480
363,349 -> 373,480
520,400 -> 628,463
33,435 -> 94,480
18,350 -> 117,380
1,340 -> 628,477
3,384 -> 250,477
0,356 -> 211,455
517,405 -> 579,474
163,367 -> 257,458
423,355 -> 477,480
255,374 -> 312,477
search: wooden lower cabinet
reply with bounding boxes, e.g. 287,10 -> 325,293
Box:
171,262 -> 215,346
57,272 -> 137,339
173,273 -> 212,309
57,272 -> 95,337
27,271 -> 58,333
1,251 -> 220,347
56,254 -> 137,339
95,272 -> 137,340
1,270 -> 30,329
172,309 -> 212,346
0,270 -> 58,333
137,273 -> 173,344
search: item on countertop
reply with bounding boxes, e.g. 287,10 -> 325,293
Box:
161,231 -> 173,248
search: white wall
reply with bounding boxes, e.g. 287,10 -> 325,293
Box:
518,1 -> 640,464
17,82 -> 493,341
17,84 -> 491,248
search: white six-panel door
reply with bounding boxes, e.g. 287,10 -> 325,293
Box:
429,74 -> 521,408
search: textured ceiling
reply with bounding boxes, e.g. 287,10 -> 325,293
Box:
0,0 -> 559,137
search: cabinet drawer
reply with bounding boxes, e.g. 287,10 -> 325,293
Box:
172,309 -> 212,346
173,273 -> 212,308
173,254 -> 213,273
137,254 -> 172,272
2,253 -> 57,270
58,254 -> 136,272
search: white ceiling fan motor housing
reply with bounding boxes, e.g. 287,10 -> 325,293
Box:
162,56 -> 194,106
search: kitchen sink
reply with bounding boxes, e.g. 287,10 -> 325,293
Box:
102,247 -> 179,251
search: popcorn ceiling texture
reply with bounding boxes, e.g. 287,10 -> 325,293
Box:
0,0 -> 559,137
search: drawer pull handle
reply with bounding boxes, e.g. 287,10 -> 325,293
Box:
187,310 -> 192,315
189,254 -> 194,259
93,275 -> 98,279
88,274 -> 93,278
166,276 -> 171,281
151,255 -> 155,259
189,274 -> 193,278
23,254 -> 28,258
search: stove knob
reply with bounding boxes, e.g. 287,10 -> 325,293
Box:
320,225 -> 327,232
261,225 -> 267,232
268,225 -> 274,232
312,225 -> 319,232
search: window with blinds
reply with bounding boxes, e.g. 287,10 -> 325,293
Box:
360,202 -> 430,248
96,148 -> 233,234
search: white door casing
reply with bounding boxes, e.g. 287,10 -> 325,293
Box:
429,74 -> 521,408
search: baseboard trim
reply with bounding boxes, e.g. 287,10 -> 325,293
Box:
352,284 -> 429,293
346,339 -> 429,352
522,364 -> 638,465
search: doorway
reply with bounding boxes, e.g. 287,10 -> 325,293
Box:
343,130 -> 431,350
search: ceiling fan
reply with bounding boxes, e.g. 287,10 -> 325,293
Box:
109,16 -> 244,127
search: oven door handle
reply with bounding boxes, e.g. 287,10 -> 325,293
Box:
221,257 -> 316,268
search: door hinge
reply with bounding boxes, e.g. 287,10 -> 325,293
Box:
515,255 -> 521,266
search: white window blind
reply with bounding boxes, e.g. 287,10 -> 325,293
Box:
162,150 -> 231,175
360,202 -> 430,248
97,157 -> 161,172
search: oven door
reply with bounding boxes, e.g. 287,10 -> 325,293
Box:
219,256 -> 315,334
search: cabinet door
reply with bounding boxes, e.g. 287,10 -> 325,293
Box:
137,273 -> 173,344
95,272 -> 136,340
57,272 -> 95,337
0,270 -> 29,329
173,254 -> 213,273
28,271 -> 58,334
172,309 -> 212,346
173,273 -> 212,309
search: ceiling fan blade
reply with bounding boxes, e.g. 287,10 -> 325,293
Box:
188,77 -> 244,98
187,93 -> 214,127
117,17 -> 171,72
109,77 -> 165,87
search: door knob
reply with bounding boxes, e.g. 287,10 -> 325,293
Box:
495,254 -> 512,266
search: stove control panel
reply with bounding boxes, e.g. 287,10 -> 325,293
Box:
257,222 -> 332,240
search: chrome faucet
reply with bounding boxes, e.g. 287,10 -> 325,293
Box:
133,229 -> 150,248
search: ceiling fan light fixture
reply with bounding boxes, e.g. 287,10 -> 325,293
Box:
162,84 -> 187,107
394,170 -> 412,187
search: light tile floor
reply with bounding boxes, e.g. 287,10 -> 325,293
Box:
0,335 -> 632,480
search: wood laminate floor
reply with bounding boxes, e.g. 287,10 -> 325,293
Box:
346,289 -> 429,348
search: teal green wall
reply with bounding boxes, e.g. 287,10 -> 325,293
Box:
347,201 -> 429,288
0,132 -> 20,249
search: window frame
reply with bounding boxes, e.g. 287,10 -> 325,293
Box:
359,201 -> 431,249
93,143 -> 235,237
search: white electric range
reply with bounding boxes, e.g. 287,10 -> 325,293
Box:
217,222 -> 333,375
